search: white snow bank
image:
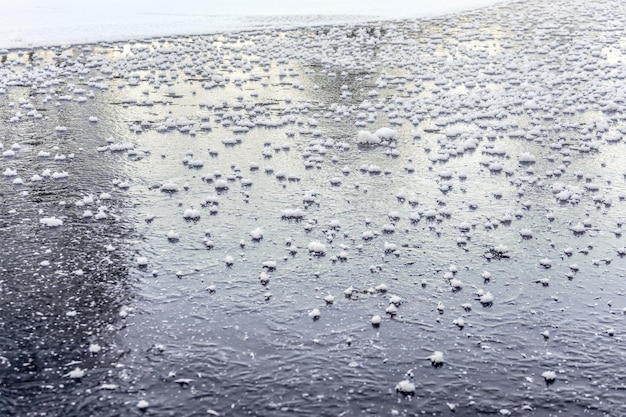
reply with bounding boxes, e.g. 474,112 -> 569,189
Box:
0,0 -> 506,49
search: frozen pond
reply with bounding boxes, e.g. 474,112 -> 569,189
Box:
1,0 -> 626,415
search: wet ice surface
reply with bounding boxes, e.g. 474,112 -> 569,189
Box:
1,0 -> 626,415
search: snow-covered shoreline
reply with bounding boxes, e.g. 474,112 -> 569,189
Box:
0,0 -> 507,50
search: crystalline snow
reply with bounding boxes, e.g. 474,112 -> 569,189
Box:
65,367 -> 85,379
429,351 -> 444,365
40,217 -> 63,227
395,379 -> 415,394
542,371 -> 557,382
308,241 -> 326,254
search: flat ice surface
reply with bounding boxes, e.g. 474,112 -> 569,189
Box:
2,0 -> 626,414
0,0 -> 504,49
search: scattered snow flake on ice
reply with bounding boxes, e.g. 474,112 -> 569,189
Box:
40,217 -> 63,227
65,367 -> 85,379
308,308 -> 321,320
542,370 -> 557,383
479,291 -> 494,306
88,343 -> 102,353
183,208 -> 200,220
428,351 -> 444,367
250,227 -> 263,241
395,379 -> 415,395
308,241 -> 326,255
